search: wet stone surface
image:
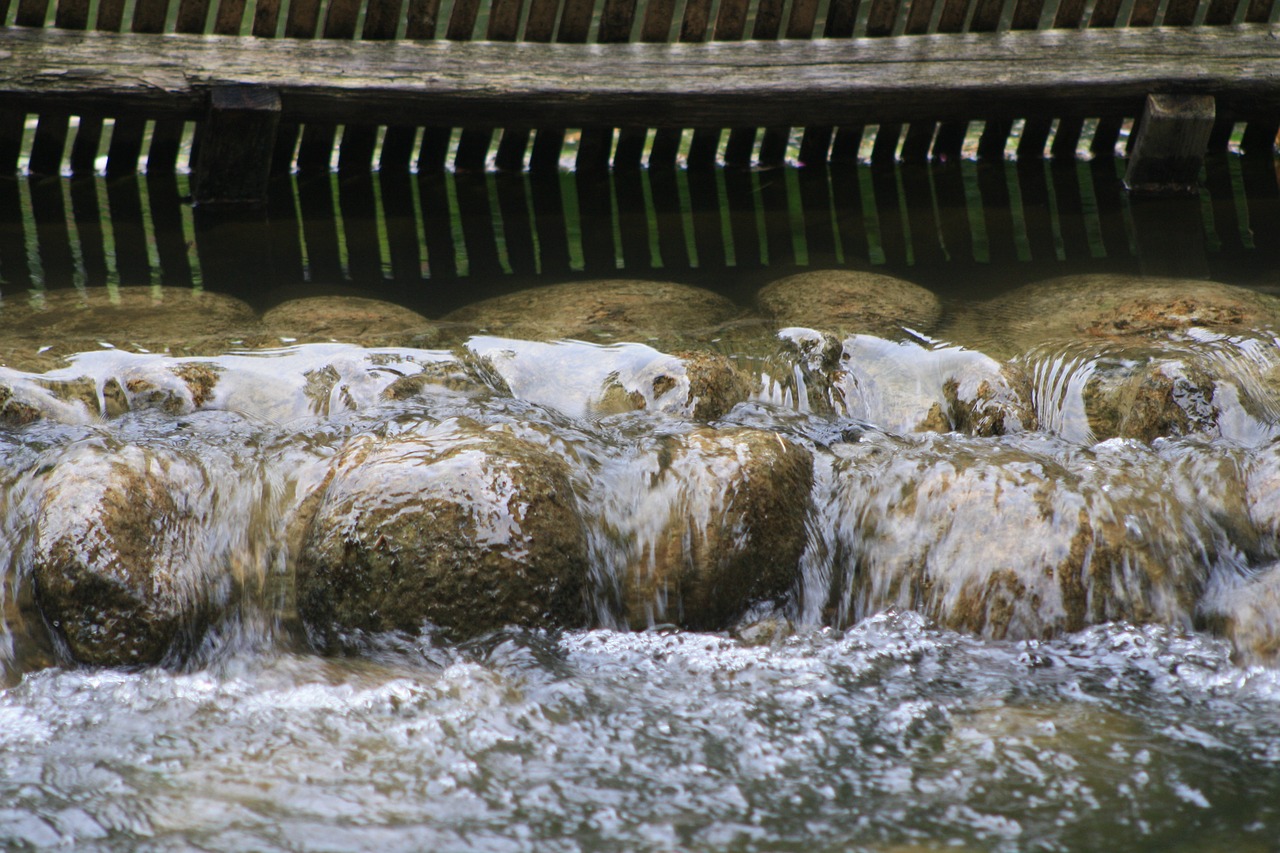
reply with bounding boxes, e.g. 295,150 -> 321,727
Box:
4,268 -> 1280,849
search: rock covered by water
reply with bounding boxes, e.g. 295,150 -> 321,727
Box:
261,295 -> 438,348
756,270 -> 944,339
440,279 -> 743,346
947,274 -> 1280,358
296,418 -> 590,645
0,287 -> 262,373
595,427 -> 814,630
822,433 -> 1254,640
27,433 -> 253,666
771,330 -> 1036,435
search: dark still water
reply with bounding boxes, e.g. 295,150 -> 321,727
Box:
2,157 -> 1280,851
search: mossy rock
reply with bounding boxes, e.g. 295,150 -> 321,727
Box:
613,427 -> 813,630
828,434 -> 1246,640
296,419 -> 589,644
31,443 -> 232,667
756,270 -> 943,339
0,286 -> 261,371
943,274 -> 1280,360
441,280 -> 742,346
261,296 -> 438,348
1201,565 -> 1280,666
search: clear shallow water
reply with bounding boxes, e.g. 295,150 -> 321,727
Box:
2,617 -> 1280,851
5,269 -> 1280,848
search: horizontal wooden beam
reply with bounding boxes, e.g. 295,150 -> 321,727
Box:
1,25 -> 1278,129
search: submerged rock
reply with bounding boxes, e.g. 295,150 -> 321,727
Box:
466,337 -> 753,421
30,440 -> 242,666
296,419 -> 589,644
441,280 -> 742,346
595,427 -> 813,630
768,331 -> 1036,436
261,296 -> 438,348
1022,333 -> 1280,445
756,270 -> 943,339
945,274 -> 1280,360
1202,565 -> 1280,666
0,286 -> 261,372
824,433 -> 1253,640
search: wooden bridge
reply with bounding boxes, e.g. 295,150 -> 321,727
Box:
1,0 -> 1278,308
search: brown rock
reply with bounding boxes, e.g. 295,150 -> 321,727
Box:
296,419 -> 589,644
261,296 -> 437,347
31,443 -> 234,666
756,270 -> 943,339
442,280 -> 742,346
0,286 -> 261,371
610,427 -> 813,630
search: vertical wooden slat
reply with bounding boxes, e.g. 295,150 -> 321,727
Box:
929,0 -> 973,161
148,0 -> 213,175
1050,0 -> 1114,160
580,0 -> 636,171
973,0 -> 1019,162
0,111 -> 26,175
418,0 -> 485,171
297,0 -> 364,174
14,0 -> 48,26
381,0 -> 441,171
614,0 -> 679,168
493,0 -> 561,171
527,0 -> 599,171
797,0 -> 858,166
271,0 -> 325,172
65,0 -> 127,175
1086,0 -> 1127,159
1161,0 -> 1200,22
213,0 -> 247,32
649,0 -> 715,168
253,0 -> 282,34
20,0 -> 58,176
686,0 -> 750,169
339,0 -> 407,172
104,0 -> 173,176
757,0 -> 820,166
723,0 -> 786,167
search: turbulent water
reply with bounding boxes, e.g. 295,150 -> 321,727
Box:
5,277 -> 1280,849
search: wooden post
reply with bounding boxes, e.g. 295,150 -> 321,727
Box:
192,86 -> 282,207
1125,94 -> 1215,195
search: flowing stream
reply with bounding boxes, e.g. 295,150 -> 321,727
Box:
3,269 -> 1280,850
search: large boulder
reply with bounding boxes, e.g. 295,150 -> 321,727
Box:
943,274 -> 1280,360
0,286 -> 261,372
768,330 -> 1036,436
825,433 -> 1254,640
464,337 -> 753,421
756,270 -> 943,339
296,419 -> 590,644
441,280 -> 742,346
30,439 -> 242,666
593,427 -> 813,630
260,296 -> 438,348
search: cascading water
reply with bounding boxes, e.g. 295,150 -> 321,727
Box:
3,272 -> 1280,850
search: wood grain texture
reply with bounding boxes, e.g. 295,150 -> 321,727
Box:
4,25 -> 1279,127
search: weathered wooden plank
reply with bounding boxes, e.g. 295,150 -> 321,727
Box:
686,0 -> 750,169
338,0 -> 405,171
930,0 -> 976,161
1125,93 -> 1215,192
802,0 -> 860,165
649,0 -> 713,169
192,86 -> 281,205
579,0 -> 633,171
974,0 -> 1018,162
297,0 -> 364,173
5,26 -> 1280,127
149,0 -> 213,173
381,0 -> 441,170
54,0 -> 91,28
14,0 -> 49,26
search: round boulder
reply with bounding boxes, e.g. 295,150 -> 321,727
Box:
441,280 -> 742,346
296,419 -> 589,643
261,296 -> 438,348
756,270 -> 943,339
31,441 -> 235,667
944,274 -> 1280,359
827,433 -> 1250,640
0,286 -> 261,372
601,427 -> 813,630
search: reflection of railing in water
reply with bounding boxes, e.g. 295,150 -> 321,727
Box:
2,154 -> 1278,313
